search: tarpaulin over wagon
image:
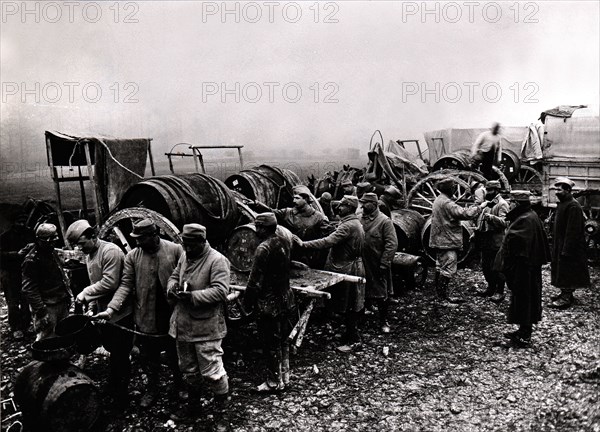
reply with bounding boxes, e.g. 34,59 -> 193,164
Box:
539,106 -> 600,160
424,127 -> 525,165
45,131 -> 151,215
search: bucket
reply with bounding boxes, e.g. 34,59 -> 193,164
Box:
225,165 -> 302,209
420,218 -> 475,265
55,315 -> 101,355
119,174 -> 239,244
31,337 -> 76,362
14,360 -> 100,432
390,209 -> 426,254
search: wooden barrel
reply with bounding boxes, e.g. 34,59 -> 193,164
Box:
14,361 -> 100,432
420,218 -> 475,265
225,165 -> 302,209
390,209 -> 426,254
119,174 -> 239,244
224,223 -> 293,272
432,149 -> 473,171
499,149 -> 521,181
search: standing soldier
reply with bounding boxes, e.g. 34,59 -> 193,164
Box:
244,213 -> 296,391
295,196 -> 365,344
471,122 -> 503,178
94,219 -> 185,408
359,193 -> 398,333
166,224 -> 231,424
498,191 -> 550,347
378,186 -> 403,218
430,178 -> 486,303
549,177 -> 590,309
22,223 -> 71,341
66,220 -> 132,407
0,214 -> 34,339
474,180 -> 509,303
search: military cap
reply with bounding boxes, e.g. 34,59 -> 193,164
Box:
255,212 -> 277,227
359,192 -> 379,204
181,223 -> 207,240
553,176 -> 575,190
292,185 -> 312,201
130,219 -> 158,238
66,219 -> 92,243
510,190 -> 532,202
339,195 -> 359,209
486,180 -> 501,190
36,223 -> 59,241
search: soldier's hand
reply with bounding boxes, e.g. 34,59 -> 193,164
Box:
174,291 -> 192,302
76,290 -> 88,304
291,235 -> 303,246
92,308 -> 113,321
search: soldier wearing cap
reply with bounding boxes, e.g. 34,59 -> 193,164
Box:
474,180 -> 509,302
549,177 -> 590,309
378,186 -> 402,218
356,182 -> 374,200
272,186 -> 328,267
244,213 -> 296,391
166,223 -> 231,422
339,179 -> 356,197
66,219 -> 132,407
359,192 -> 398,333
496,190 -> 550,346
21,223 -> 71,341
430,178 -> 486,303
295,196 -> 365,344
96,218 -> 184,408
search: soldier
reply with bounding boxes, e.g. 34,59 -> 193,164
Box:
22,223 -> 71,341
318,192 -> 334,220
471,122 -> 503,178
66,220 -> 132,407
167,224 -> 231,424
474,180 -> 509,303
498,191 -> 550,347
359,193 -> 398,333
378,186 -> 402,218
244,213 -> 296,391
0,214 -> 34,339
549,177 -> 590,309
94,219 -> 185,408
430,178 -> 486,303
295,196 -> 365,344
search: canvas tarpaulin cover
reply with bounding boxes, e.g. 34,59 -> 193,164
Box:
539,106 -> 600,160
45,131 -> 150,215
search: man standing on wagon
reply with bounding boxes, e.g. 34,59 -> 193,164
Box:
549,177 -> 590,310
471,122 -> 503,179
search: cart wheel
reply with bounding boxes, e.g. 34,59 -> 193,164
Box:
406,172 -> 472,215
575,190 -> 600,263
98,207 -> 182,252
511,165 -> 543,194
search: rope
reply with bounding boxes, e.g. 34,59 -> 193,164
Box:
77,138 -> 144,180
97,320 -> 169,338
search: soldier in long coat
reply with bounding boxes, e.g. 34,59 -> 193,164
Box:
359,193 -> 398,333
549,177 -> 590,309
497,191 -> 550,347
296,196 -> 365,344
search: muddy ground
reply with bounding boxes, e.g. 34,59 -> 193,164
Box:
1,264 -> 599,432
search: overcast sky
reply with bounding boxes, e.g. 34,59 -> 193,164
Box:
1,1 -> 599,164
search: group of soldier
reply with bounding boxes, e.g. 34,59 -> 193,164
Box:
0,165 -> 591,425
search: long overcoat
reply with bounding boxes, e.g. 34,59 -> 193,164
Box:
361,210 -> 398,299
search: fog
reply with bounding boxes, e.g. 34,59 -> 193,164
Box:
1,1 -> 599,168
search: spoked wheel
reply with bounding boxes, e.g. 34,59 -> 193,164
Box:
511,166 -> 543,194
406,172 -> 472,216
575,190 -> 600,263
98,207 -> 182,252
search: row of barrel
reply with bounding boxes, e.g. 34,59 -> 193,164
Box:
116,164 -> 470,267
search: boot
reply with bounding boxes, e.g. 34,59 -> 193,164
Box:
549,291 -> 574,310
441,276 -> 465,304
341,311 -> 360,344
282,345 -> 290,386
213,393 -> 232,432
435,273 -> 448,300
170,396 -> 201,424
475,284 -> 495,297
490,282 -> 506,304
378,299 -> 390,334
140,371 -> 159,408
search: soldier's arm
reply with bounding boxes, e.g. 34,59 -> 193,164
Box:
302,223 -> 350,250
21,257 -> 46,315
83,248 -> 124,297
561,204 -> 585,257
190,256 -> 230,305
107,252 -> 135,312
381,219 -> 398,267
486,201 -> 509,228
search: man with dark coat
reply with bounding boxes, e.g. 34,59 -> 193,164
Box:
429,178 -> 485,303
95,219 -> 185,408
244,213 -> 296,391
0,214 -> 34,339
295,196 -> 365,344
22,223 -> 71,341
549,177 -> 590,309
66,219 -> 132,407
166,223 -> 231,422
359,193 -> 398,333
474,180 -> 509,303
498,191 -> 550,347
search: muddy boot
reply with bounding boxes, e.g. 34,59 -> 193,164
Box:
140,370 -> 159,408
213,392 -> 232,432
475,284 -> 495,297
490,282 -> 506,304
549,291 -> 574,310
444,277 -> 465,304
